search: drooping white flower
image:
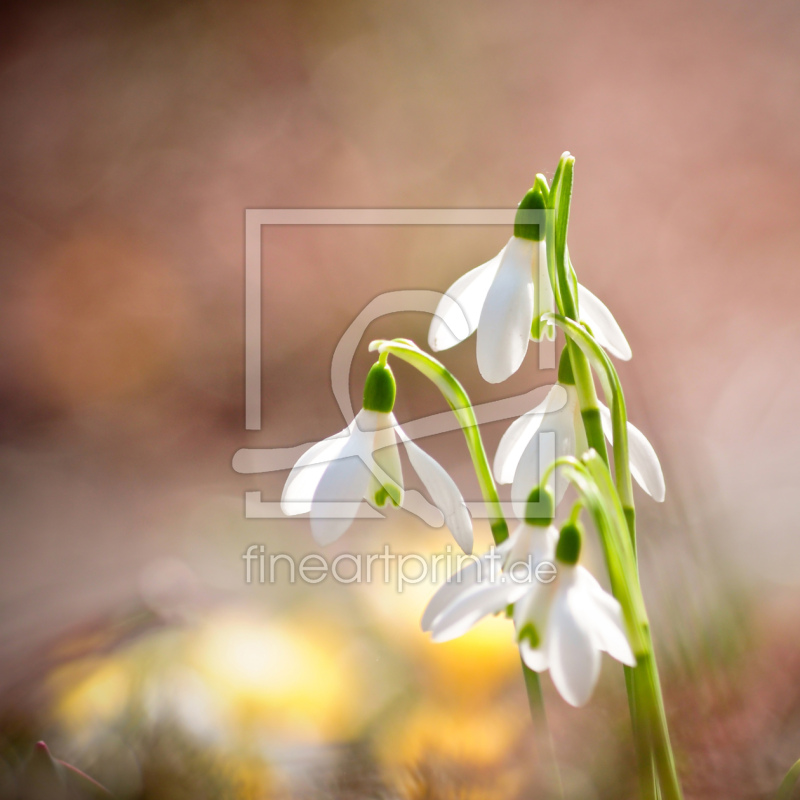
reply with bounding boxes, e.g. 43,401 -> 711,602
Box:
428,186 -> 554,384
494,358 -> 665,513
281,362 -> 473,553
494,382 -> 586,513
423,512 -> 636,708
514,522 -> 635,707
428,192 -> 631,382
429,234 -> 546,384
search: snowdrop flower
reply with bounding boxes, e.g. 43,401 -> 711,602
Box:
428,186 -> 551,384
423,487 -> 559,643
514,522 -> 635,707
494,351 -> 665,514
428,187 -> 632,383
281,361 -> 473,552
423,497 -> 636,708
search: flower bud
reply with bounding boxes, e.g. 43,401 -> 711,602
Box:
362,362 -> 396,413
514,185 -> 547,242
525,485 -> 554,527
555,521 -> 583,565
557,347 -> 575,385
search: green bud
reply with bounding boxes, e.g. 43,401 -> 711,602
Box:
363,362 -> 396,413
555,522 -> 583,565
514,185 -> 547,242
557,347 -> 575,385
525,485 -> 554,527
518,622 -> 541,649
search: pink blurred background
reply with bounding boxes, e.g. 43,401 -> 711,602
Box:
1,0 -> 800,797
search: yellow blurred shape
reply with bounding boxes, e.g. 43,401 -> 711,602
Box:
423,613 -> 520,700
191,613 -> 360,742
379,701 -> 521,768
356,536 -> 521,700
50,657 -> 131,733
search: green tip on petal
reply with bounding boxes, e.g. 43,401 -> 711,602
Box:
514,185 -> 547,242
556,521 -> 583,565
557,347 -> 575,385
518,622 -> 541,649
525,485 -> 554,526
363,362 -> 396,413
374,483 -> 401,508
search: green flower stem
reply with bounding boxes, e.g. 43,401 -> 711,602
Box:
776,758 -> 800,800
554,154 -> 679,797
552,457 -> 646,653
523,655 -> 564,798
637,647 -> 683,800
370,337 -> 563,798
546,313 -> 636,541
370,338 -> 508,544
550,154 -> 610,469
556,454 -> 682,800
555,456 -> 658,797
625,666 -> 659,800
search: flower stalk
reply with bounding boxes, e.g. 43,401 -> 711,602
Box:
550,155 -> 610,470
548,153 -> 682,799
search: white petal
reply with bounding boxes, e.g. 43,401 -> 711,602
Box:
309,420 -> 375,546
476,236 -> 536,383
598,403 -> 666,502
367,421 -> 404,508
421,555 -> 484,632
514,581 -> 556,672
421,544 -> 514,632
494,385 -> 567,485
576,568 -> 636,666
504,522 -> 558,568
430,577 -> 524,643
510,396 -> 577,518
428,248 -> 504,351
577,284 -> 632,361
281,421 -> 354,515
398,427 -> 473,554
548,582 -> 601,707
520,640 -> 549,672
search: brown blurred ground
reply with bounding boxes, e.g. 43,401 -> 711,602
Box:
1,0 -> 800,797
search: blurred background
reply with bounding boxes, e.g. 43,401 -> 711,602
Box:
1,0 -> 800,797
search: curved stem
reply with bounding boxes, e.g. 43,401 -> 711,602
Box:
371,338 -> 508,544
546,313 -> 636,538
551,155 -> 610,468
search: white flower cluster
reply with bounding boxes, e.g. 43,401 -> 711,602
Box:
282,184 -> 666,708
